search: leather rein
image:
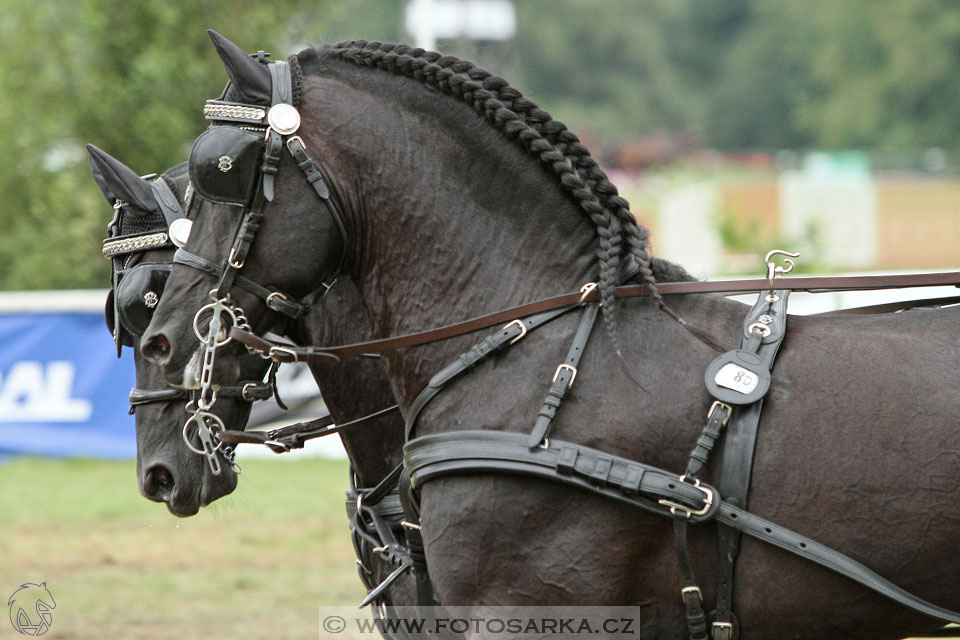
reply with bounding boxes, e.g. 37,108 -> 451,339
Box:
229,269 -> 960,361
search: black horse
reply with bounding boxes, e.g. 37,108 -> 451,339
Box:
143,33 -> 960,639
88,145 -> 417,614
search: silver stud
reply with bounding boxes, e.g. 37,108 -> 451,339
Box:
218,155 -> 233,172
267,103 -> 301,135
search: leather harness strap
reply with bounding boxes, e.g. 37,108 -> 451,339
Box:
712,290 -> 790,638
174,248 -> 309,319
527,301 -> 599,448
404,430 -> 960,625
127,379 -> 272,412
219,403 -> 400,452
230,270 -> 960,361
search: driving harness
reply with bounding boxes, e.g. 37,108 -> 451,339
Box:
178,53 -> 960,638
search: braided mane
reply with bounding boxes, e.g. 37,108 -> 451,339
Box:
302,41 -> 689,347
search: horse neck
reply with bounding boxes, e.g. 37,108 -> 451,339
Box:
303,72 -> 599,408
298,281 -> 403,487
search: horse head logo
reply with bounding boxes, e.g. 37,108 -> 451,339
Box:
7,582 -> 55,636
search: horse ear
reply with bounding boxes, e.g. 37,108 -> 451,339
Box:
207,29 -> 271,105
85,144 -> 159,213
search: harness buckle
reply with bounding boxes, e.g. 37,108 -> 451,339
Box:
268,345 -> 300,364
241,382 -> 259,403
712,621 -> 734,637
504,319 -> 527,345
400,520 -> 421,531
286,135 -> 306,154
681,586 -> 702,602
552,363 -> 577,389
708,400 -> 732,427
266,291 -> 289,312
658,476 -> 715,519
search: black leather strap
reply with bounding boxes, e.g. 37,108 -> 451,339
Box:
220,404 -> 400,452
403,429 -> 960,625
260,128 -> 283,202
404,304 -> 578,442
285,136 -> 351,278
527,301 -> 599,448
128,387 -> 188,407
149,178 -> 185,228
173,249 -> 308,319
346,484 -> 415,611
713,290 -> 790,635
269,60 -> 292,106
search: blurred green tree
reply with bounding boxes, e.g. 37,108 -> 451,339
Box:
1,0 -> 959,291
0,0 -> 336,290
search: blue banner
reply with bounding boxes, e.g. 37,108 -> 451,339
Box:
0,312 -> 135,458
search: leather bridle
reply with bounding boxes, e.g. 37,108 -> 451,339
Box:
169,53 -> 351,475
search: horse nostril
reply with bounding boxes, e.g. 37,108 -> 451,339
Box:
141,333 -> 171,365
153,466 -> 172,487
143,464 -> 176,502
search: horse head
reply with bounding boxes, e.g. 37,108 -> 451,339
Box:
142,31 -> 347,391
89,144 -> 273,515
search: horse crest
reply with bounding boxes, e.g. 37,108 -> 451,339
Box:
7,582 -> 55,636
217,155 -> 233,173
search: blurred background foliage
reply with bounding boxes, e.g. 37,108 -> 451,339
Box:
0,0 -> 958,289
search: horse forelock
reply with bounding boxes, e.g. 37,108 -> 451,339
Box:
295,41 -> 694,351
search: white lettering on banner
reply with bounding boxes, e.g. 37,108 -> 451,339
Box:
0,361 -> 93,422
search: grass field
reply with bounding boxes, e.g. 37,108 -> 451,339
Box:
1,456 -> 365,639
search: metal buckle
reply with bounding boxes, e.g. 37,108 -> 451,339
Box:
504,319 -> 527,345
681,586 -> 702,602
552,363 -> 577,389
712,622 -> 734,634
241,382 -> 258,402
400,520 -> 421,531
286,135 -> 306,154
266,291 -> 288,312
268,345 -> 299,364
708,400 -> 732,427
658,476 -> 715,519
